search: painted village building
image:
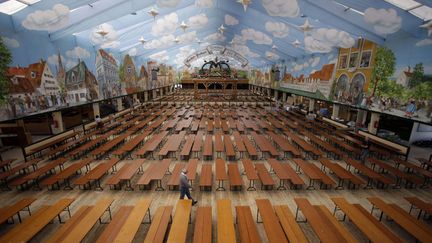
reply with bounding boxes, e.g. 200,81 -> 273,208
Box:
121,54 -> 138,94
95,49 -> 121,99
65,61 -> 99,103
6,60 -> 61,100
147,61 -> 158,89
138,65 -> 149,90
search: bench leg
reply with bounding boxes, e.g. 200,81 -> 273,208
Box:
99,206 -> 112,224
216,180 -> 225,191
306,179 -> 315,190
295,206 -> 307,223
277,179 -> 287,190
94,179 -> 103,191
247,180 -> 256,191
124,180 -> 134,191
155,180 -> 165,191
363,177 -> 373,189
63,178 -> 73,190
336,178 -> 344,190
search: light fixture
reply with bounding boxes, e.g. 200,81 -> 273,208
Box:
139,36 -> 146,45
180,21 -> 188,32
420,20 -> 432,36
148,7 -> 159,19
96,25 -> 108,38
197,38 -> 202,44
218,24 -> 226,35
299,19 -> 313,32
237,0 -> 251,12
174,37 -> 180,44
292,39 -> 301,47
272,45 -> 277,50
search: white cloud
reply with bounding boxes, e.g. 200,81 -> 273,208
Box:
303,62 -> 309,69
311,28 -> 355,48
175,46 -> 195,65
178,31 -> 198,44
144,34 -> 175,49
195,0 -> 213,8
149,50 -> 169,62
47,54 -> 64,65
231,34 -> 246,45
128,48 -> 137,56
262,0 -> 299,18
188,14 -> 208,29
90,23 -> 119,49
205,32 -> 226,42
309,56 -> 320,67
265,21 -> 289,38
310,69 -> 317,75
225,15 -> 239,26
416,39 -> 432,47
364,8 -> 401,35
293,63 -> 303,72
66,46 -> 90,59
266,51 -> 279,60
231,44 -> 259,58
22,4 -> 69,31
2,37 -> 19,48
241,28 -> 272,45
152,13 -> 178,36
304,28 -> 355,53
305,36 -> 333,53
157,0 -> 181,8
327,54 -> 334,60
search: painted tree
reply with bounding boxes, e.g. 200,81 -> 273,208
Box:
409,62 -> 424,88
369,46 -> 396,97
0,37 -> 12,105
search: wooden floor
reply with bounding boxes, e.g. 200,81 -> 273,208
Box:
0,100 -> 431,242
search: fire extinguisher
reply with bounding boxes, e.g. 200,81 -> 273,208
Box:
373,120 -> 379,128
53,120 -> 59,128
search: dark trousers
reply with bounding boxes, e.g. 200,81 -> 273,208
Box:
180,187 -> 193,200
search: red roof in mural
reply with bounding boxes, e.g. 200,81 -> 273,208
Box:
6,61 -> 46,94
98,49 -> 116,64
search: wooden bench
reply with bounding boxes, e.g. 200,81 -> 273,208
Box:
227,163 -> 243,191
404,196 -> 432,219
192,131 -> 204,158
109,198 -> 152,242
255,163 -> 275,190
292,158 -> 335,189
41,158 -> 93,190
10,157 -> 69,190
167,199 -> 192,243
144,206 -> 173,243
0,198 -> 36,224
223,135 -> 236,160
367,197 -> 432,242
241,135 -> 258,160
267,132 -> 301,158
0,198 -> 75,242
180,135 -> 195,160
318,157 -> 365,189
158,131 -> 186,159
96,206 -> 134,243
255,199 -> 289,243
330,197 -> 401,243
217,199 -> 236,243
46,198 -> 113,243
203,135 -> 213,160
233,131 -> 246,159
214,132 -> 225,158
294,198 -> 356,243
368,157 -> 423,188
193,206 -> 212,243
267,159 -> 304,190
235,206 -> 260,243
105,159 -> 145,190
137,159 -> 171,190
199,164 -> 213,191
112,131 -> 150,159
345,157 -> 393,189
250,132 -> 279,159
241,159 -> 259,191
167,163 -> 186,190
274,205 -> 308,243
215,158 -> 228,191
78,158 -> 120,190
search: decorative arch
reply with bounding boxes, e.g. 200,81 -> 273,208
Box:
335,74 -> 349,100
184,45 -> 248,68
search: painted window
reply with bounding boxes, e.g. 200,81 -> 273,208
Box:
349,52 -> 359,68
338,55 -> 348,69
360,51 -> 372,68
30,71 -> 36,78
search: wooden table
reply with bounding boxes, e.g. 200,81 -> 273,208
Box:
167,200 -> 192,243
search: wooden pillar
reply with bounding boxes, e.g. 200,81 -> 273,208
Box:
92,103 -> 100,118
368,112 -> 380,135
332,104 -> 340,119
356,109 -> 367,126
282,92 -> 287,103
274,90 -> 278,101
309,99 -> 315,112
51,111 -> 64,134
116,98 -> 123,111
144,91 -> 148,102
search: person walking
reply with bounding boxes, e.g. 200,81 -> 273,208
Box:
179,169 -> 198,205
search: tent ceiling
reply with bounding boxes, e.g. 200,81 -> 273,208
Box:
1,0 -> 431,68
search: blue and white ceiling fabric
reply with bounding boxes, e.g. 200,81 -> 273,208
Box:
0,0 -> 432,71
